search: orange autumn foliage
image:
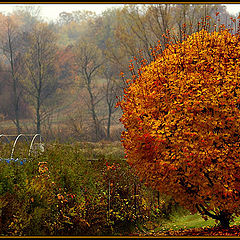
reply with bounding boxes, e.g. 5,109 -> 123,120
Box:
118,28 -> 240,225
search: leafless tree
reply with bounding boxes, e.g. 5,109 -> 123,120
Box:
20,23 -> 59,134
73,39 -> 104,141
0,17 -> 23,133
102,62 -> 121,139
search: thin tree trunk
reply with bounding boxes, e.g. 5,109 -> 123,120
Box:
37,41 -> 42,135
87,81 -> 99,141
8,30 -> 21,134
36,95 -> 41,134
106,109 -> 111,139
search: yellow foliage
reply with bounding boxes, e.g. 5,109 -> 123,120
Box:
119,28 -> 240,218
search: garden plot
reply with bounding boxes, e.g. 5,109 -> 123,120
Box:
0,134 -> 44,163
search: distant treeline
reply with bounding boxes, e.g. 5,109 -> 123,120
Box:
0,4 -> 234,141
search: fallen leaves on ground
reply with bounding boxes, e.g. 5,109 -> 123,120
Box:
138,225 -> 240,236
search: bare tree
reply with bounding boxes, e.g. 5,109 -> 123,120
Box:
20,23 -> 59,134
102,62 -> 121,139
73,40 -> 104,141
0,17 -> 23,133
12,5 -> 42,31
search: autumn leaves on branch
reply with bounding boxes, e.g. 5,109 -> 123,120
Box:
118,15 -> 240,228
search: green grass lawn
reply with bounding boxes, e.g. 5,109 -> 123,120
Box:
158,213 -> 215,231
153,213 -> 240,233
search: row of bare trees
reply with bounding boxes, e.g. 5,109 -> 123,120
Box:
0,4 -> 235,141
0,17 -> 61,136
0,8 -> 122,141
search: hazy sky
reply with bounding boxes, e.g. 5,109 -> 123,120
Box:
0,3 -> 239,22
0,3 -> 124,22
225,4 -> 240,15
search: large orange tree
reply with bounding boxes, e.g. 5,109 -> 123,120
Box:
118,28 -> 240,228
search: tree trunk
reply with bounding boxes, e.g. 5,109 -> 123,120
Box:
37,42 -> 42,135
9,34 -> 21,134
219,211 -> 231,229
106,109 -> 111,140
87,82 -> 99,141
36,97 -> 41,134
196,204 -> 231,229
14,101 -> 21,134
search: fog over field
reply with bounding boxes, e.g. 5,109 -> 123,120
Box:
0,3 -> 236,142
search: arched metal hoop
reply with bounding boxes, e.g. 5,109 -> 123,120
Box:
28,134 -> 44,157
0,134 -> 10,144
10,134 -> 29,159
0,134 -> 44,160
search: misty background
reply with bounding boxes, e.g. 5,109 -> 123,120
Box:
0,3 -> 237,142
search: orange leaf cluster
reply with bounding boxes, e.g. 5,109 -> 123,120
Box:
118,29 -> 240,220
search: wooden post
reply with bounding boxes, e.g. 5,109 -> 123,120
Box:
0,208 -> 2,233
134,182 -> 137,218
108,180 -> 111,223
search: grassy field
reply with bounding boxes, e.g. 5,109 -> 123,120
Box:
138,210 -> 240,236
165,213 -> 240,230
1,140 -> 240,236
157,213 -> 216,231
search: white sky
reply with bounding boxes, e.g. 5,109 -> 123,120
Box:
224,3 -> 240,15
0,3 -> 239,22
0,3 -> 125,22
